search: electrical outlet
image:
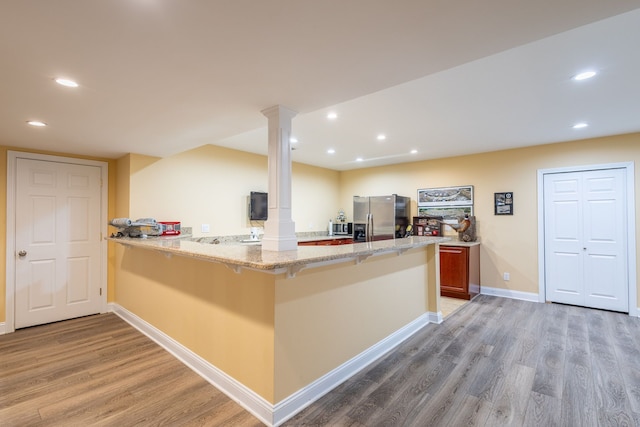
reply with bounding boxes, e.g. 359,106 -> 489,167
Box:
201,224 -> 210,233
503,272 -> 510,281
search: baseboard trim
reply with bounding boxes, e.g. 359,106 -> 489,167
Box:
480,287 -> 640,317
480,286 -> 539,302
273,312 -> 432,425
108,303 -> 434,426
108,303 -> 275,426
0,322 -> 6,335
428,310 -> 443,324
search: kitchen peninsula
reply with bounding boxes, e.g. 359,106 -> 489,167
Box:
110,235 -> 447,426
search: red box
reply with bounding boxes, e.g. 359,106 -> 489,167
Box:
160,221 -> 181,235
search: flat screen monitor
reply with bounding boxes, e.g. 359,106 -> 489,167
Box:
249,191 -> 268,221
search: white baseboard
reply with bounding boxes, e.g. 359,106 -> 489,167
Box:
480,287 -> 640,317
428,310 -> 443,324
480,286 -> 539,302
0,322 -> 5,335
273,312 -> 432,425
108,303 -> 275,425
108,303 -> 434,426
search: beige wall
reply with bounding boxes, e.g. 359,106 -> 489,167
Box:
114,244 -> 277,401
339,132 -> 640,303
273,248 -> 430,401
125,145 -> 341,237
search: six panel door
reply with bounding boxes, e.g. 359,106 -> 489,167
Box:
15,158 -> 103,328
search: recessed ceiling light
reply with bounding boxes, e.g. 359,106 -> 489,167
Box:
356,157 -> 363,162
376,134 -> 386,141
27,120 -> 47,127
290,137 -> 298,143
327,112 -> 338,120
573,71 -> 596,81
55,78 -> 79,87
410,149 -> 418,154
327,148 -> 335,154
573,122 -> 588,129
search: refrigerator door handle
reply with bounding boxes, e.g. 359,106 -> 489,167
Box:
365,213 -> 368,241
368,213 -> 374,242
365,213 -> 370,242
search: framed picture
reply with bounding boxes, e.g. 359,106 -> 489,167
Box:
418,185 -> 473,207
418,205 -> 474,221
494,192 -> 513,215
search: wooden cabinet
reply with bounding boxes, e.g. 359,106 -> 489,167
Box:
439,243 -> 480,300
298,238 -> 353,246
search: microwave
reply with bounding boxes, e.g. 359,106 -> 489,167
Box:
332,222 -> 352,235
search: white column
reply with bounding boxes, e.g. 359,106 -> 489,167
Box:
261,105 -> 298,251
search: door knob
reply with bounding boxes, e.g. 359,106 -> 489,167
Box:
18,250 -> 27,257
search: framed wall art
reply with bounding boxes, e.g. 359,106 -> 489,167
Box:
417,185 -> 474,207
494,192 -> 513,215
417,205 -> 474,221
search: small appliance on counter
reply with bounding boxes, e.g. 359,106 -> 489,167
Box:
332,222 -> 353,236
159,221 -> 181,235
109,217 -> 168,237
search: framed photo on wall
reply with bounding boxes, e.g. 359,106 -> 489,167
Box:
417,205 -> 473,221
417,185 -> 473,207
494,192 -> 513,215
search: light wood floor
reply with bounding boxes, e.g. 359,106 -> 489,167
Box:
0,314 -> 264,426
286,295 -> 640,426
3,296 -> 640,426
440,296 -> 469,318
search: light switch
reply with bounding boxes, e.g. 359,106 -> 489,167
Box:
201,224 -> 210,233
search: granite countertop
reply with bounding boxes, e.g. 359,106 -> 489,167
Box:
108,234 -> 450,276
438,240 -> 481,247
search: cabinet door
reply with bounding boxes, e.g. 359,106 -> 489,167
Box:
440,246 -> 469,296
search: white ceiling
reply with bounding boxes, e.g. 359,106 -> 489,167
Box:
1,1 -> 639,171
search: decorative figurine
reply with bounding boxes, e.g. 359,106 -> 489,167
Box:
440,214 -> 477,242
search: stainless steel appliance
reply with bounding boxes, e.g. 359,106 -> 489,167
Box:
332,222 -> 353,235
353,195 -> 410,242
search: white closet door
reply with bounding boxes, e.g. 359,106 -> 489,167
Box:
544,168 -> 627,312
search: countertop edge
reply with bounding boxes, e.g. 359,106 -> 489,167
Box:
108,235 -> 451,273
439,240 -> 481,247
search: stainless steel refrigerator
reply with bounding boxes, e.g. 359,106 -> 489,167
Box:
353,195 -> 410,242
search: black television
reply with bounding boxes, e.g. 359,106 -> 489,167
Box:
249,191 -> 268,221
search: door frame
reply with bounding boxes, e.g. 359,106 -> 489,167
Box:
5,151 -> 108,333
537,161 -> 637,316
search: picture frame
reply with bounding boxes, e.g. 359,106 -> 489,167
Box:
417,205 -> 474,221
494,192 -> 513,215
418,185 -> 473,207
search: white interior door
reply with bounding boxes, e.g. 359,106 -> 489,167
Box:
544,168 -> 628,312
15,158 -> 103,328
